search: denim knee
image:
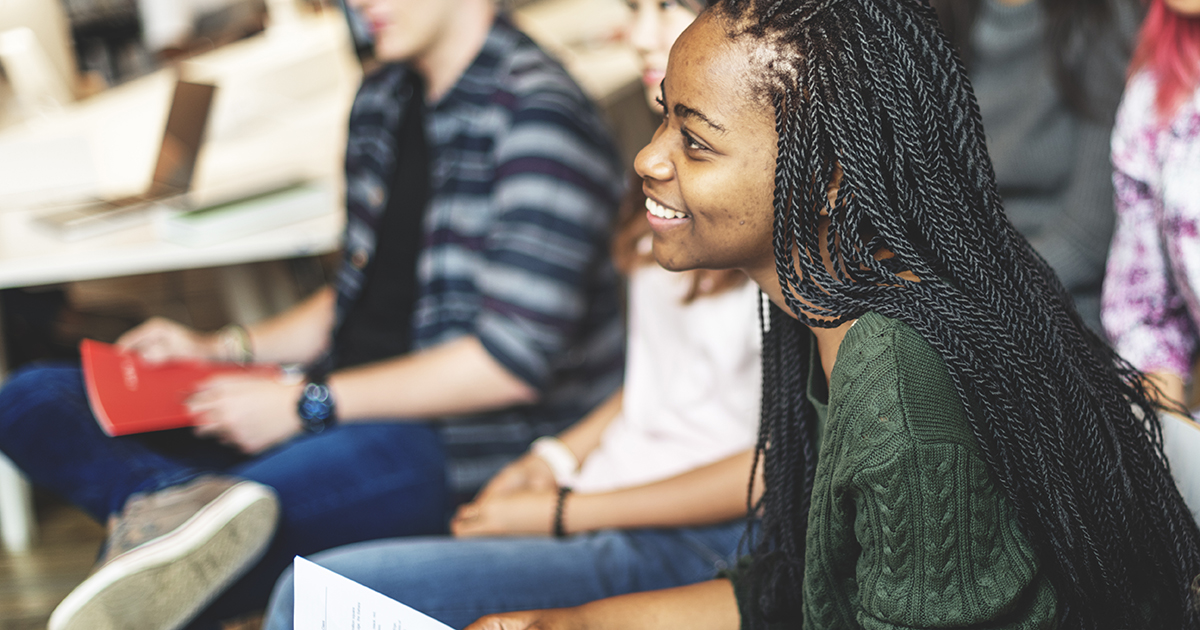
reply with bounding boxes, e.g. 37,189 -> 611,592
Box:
0,362 -> 83,444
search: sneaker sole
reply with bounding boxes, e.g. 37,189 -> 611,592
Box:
48,481 -> 280,630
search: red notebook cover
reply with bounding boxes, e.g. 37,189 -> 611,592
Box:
80,339 -> 280,436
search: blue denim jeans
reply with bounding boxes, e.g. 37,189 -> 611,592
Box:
262,520 -> 748,630
0,363 -> 450,629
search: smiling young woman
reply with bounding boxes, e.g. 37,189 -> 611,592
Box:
466,0 -> 1200,629
634,41 -> 777,277
612,0 -> 751,300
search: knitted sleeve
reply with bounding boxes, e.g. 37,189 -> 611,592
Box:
849,441 -> 1056,628
825,319 -> 1058,629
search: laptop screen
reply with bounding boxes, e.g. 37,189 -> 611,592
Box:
147,80 -> 216,198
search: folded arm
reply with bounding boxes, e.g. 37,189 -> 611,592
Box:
562,449 -> 757,532
452,447 -> 758,537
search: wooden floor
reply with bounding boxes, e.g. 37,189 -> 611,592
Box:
0,495 -> 105,630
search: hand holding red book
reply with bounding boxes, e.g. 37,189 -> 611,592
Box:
81,339 -> 280,436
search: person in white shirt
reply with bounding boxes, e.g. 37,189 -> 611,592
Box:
260,3 -> 766,627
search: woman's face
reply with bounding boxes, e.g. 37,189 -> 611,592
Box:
627,0 -> 703,109
633,12 -> 779,282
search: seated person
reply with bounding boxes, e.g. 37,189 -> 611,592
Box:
259,6 -> 764,628
928,0 -> 1140,333
264,213 -> 761,630
1102,0 -> 1200,410
467,0 -> 1200,628
0,0 -> 625,628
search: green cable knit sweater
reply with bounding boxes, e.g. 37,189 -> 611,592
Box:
728,312 -> 1058,629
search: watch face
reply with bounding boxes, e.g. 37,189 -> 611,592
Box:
299,382 -> 335,431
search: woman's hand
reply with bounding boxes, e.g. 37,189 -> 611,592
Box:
187,374 -> 304,454
464,608 -> 583,630
117,317 -> 220,363
451,489 -> 559,537
464,582 -> 740,630
474,453 -> 557,502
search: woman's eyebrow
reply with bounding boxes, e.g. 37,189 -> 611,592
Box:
674,103 -> 727,133
661,81 -> 727,133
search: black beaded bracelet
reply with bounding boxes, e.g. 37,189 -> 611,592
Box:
553,486 -> 572,538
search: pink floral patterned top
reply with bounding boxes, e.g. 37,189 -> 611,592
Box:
1102,70 -> 1200,381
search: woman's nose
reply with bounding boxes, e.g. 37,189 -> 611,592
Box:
634,125 -> 673,182
627,3 -> 658,55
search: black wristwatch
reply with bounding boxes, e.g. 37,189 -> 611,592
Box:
297,377 -> 338,433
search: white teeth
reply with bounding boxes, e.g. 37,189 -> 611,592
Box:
645,197 -> 687,220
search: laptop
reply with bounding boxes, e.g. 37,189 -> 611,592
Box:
33,79 -> 217,240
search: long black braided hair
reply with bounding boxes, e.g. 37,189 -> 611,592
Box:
709,0 -> 1200,627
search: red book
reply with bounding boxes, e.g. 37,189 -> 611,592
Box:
80,339 -> 280,436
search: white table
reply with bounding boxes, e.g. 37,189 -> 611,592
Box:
0,11 -> 361,554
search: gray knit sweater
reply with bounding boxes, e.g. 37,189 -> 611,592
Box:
968,0 -> 1137,332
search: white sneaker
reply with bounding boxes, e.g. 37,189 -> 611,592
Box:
49,475 -> 280,630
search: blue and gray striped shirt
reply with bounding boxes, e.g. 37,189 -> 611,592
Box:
333,17 -> 625,495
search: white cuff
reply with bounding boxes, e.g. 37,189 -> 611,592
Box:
531,436 -> 579,487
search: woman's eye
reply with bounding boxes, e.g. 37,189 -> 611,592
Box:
655,95 -> 667,117
681,129 -> 704,152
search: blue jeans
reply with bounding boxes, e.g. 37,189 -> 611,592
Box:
262,520 -> 748,630
0,363 -> 450,628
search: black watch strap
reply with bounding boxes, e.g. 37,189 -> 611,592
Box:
297,377 -> 338,433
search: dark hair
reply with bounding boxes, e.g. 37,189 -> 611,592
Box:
927,0 -> 1136,119
706,0 -> 1200,627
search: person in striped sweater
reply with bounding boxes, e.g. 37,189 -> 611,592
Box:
0,0 -> 625,628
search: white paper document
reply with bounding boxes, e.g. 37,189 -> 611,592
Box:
293,556 -> 454,630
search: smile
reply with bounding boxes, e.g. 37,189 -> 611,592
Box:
646,197 -> 689,220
